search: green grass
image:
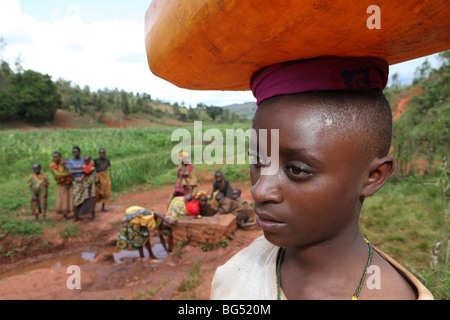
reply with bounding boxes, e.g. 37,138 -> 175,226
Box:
132,279 -> 169,300
0,124 -> 252,235
58,224 -> 81,238
0,216 -> 43,238
360,174 -> 448,299
176,259 -> 203,299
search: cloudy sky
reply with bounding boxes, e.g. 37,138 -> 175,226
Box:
0,0 -> 443,107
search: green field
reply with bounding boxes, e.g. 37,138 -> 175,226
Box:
1,127 -> 173,212
0,124 -> 251,224
361,174 -> 448,299
0,125 -> 448,299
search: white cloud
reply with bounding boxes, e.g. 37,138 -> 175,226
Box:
1,2 -> 145,92
388,54 -> 441,87
0,0 -> 250,107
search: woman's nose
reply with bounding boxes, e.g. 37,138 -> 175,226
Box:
250,169 -> 283,204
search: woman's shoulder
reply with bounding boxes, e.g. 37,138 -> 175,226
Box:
370,247 -> 434,300
224,236 -> 276,263
211,236 -> 279,299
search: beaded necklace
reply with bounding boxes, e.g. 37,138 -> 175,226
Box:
276,239 -> 374,300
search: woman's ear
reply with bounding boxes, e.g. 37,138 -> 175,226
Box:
361,156 -> 396,197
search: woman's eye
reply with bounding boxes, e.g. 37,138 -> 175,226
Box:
288,166 -> 303,175
249,152 -> 263,167
285,164 -> 312,179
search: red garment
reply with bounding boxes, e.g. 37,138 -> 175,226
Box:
83,164 -> 94,174
185,199 -> 200,217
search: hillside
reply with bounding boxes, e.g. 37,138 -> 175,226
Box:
384,52 -> 449,176
0,107 -> 187,131
224,102 -> 257,119
0,60 -> 249,129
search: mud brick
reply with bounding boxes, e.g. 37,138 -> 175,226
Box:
172,214 -> 237,246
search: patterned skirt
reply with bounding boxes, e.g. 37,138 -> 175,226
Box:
95,170 -> 111,203
73,176 -> 96,215
116,207 -> 155,250
116,223 -> 150,250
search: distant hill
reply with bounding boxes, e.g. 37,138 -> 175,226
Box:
223,102 -> 257,119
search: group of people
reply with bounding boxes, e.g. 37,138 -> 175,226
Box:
27,146 -> 111,222
168,152 -> 256,227
115,152 -> 256,260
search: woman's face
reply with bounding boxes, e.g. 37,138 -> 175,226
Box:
199,195 -> 207,207
215,173 -> 224,184
52,153 -> 61,163
33,164 -> 41,174
250,95 -> 368,248
72,148 -> 80,159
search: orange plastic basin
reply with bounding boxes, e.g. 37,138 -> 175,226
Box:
145,0 -> 450,90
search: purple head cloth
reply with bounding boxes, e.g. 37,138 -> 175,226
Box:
250,57 -> 389,105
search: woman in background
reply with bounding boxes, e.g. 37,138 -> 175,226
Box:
66,146 -> 96,222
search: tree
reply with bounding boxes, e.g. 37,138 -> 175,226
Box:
120,90 -> 130,116
136,93 -> 144,113
0,61 -> 14,118
187,106 -> 198,121
92,92 -> 107,120
391,72 -> 400,87
8,70 -> 61,121
205,106 -> 223,121
0,60 -> 12,90
413,58 -> 432,83
392,51 -> 450,176
0,90 -> 15,118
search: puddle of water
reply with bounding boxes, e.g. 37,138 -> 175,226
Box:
108,242 -> 168,263
0,242 -> 168,280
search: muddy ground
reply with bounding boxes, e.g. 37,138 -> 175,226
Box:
0,180 -> 263,300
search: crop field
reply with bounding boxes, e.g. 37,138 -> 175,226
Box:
0,124 -> 252,219
1,128 -> 172,214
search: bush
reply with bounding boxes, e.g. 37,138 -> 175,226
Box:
0,217 -> 43,238
7,70 -> 61,121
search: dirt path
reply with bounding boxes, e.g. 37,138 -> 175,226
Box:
0,180 -> 263,300
392,88 -> 423,121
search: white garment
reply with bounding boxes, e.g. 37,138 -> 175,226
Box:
210,236 -> 434,300
210,236 -> 286,300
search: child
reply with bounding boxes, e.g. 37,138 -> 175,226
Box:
184,193 -> 201,218
27,163 -> 50,222
82,155 -> 95,179
215,192 -> 238,215
144,2 -> 436,300
231,188 -> 256,228
210,58 -> 434,300
195,190 -> 216,216
94,148 -> 111,212
211,170 -> 233,199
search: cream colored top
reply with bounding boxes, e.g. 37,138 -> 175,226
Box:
210,236 -> 433,300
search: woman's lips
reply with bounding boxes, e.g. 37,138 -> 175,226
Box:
255,210 -> 288,231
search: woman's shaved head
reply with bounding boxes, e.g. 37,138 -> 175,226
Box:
259,89 -> 392,163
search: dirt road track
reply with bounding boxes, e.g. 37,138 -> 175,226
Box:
0,180 -> 263,300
